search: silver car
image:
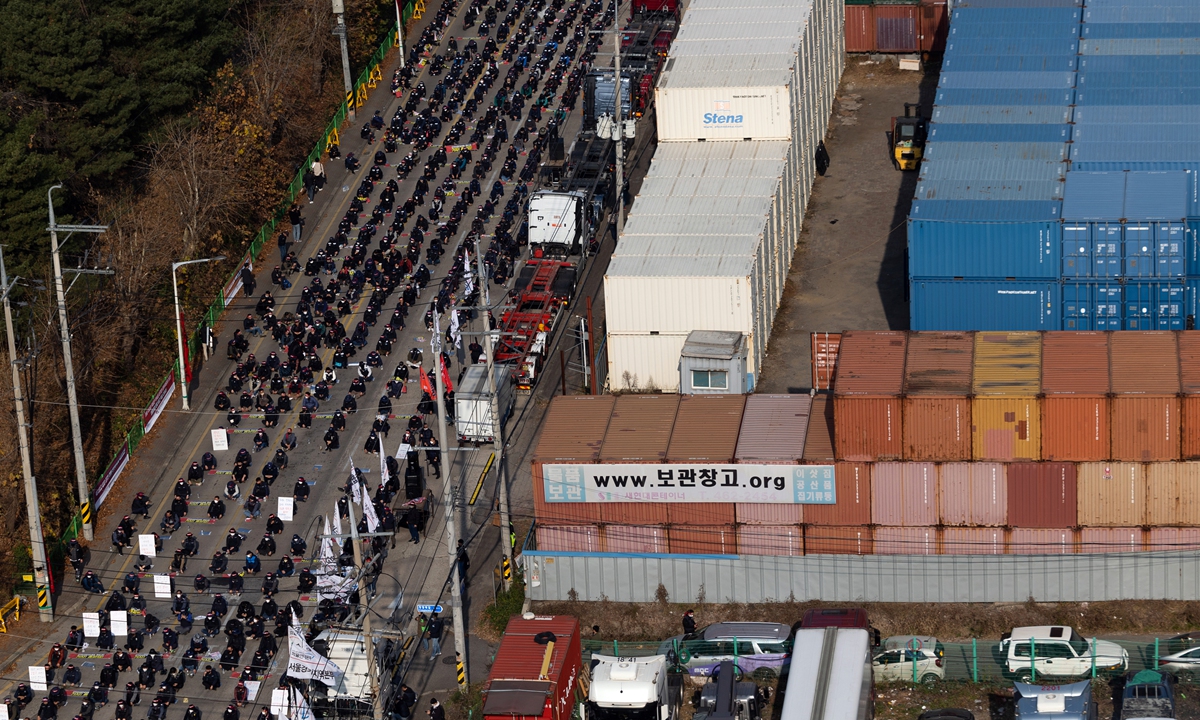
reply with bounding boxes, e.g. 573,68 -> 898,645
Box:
1156,643 -> 1200,681
659,622 -> 792,681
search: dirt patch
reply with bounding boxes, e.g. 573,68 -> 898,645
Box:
531,598 -> 1200,643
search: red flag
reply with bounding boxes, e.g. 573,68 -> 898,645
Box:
440,356 -> 453,393
180,310 -> 193,383
419,367 -> 435,398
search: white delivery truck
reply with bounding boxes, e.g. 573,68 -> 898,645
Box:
780,628 -> 873,720
586,654 -> 682,720
455,364 -> 515,444
528,190 -> 587,256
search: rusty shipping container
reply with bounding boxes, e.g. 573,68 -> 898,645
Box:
602,525 -> 668,554
667,525 -> 737,555
483,616 -> 582,720
938,462 -> 1007,526
844,4 -> 875,52
941,527 -> 1006,555
902,332 -> 973,461
1145,462 -> 1200,526
1148,527 -> 1200,551
1040,332 -> 1111,462
1178,333 -> 1200,459
537,525 -> 603,553
737,503 -> 803,525
802,394 -> 836,462
531,396 -> 614,525
972,332 -> 1042,461
666,394 -> 746,463
1079,527 -> 1144,553
1009,528 -> 1075,554
804,462 -> 872,525
871,462 -> 938,526
1110,332 -> 1180,462
874,4 -> 920,52
595,394 -> 680,525
919,0 -> 948,53
667,503 -> 736,526
1007,462 -> 1077,527
874,526 -> 938,555
736,525 -> 804,556
804,525 -> 873,555
1077,462 -> 1146,527
735,394 -> 812,463
834,331 -> 907,461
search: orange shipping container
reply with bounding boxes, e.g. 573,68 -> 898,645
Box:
1040,332 -> 1111,461
1179,333 -> 1200,459
1079,527 -> 1144,553
874,526 -> 937,555
666,394 -> 746,463
902,332 -> 973,461
668,525 -> 737,555
736,503 -> 804,525
538,525 -> 603,552
805,462 -> 871,525
531,395 -> 615,525
919,0 -> 948,53
972,333 -> 1042,461
844,5 -> 875,52
871,462 -> 938,526
603,525 -> 668,554
1077,462 -> 1146,527
802,394 -> 836,462
1009,528 -> 1075,554
805,525 -> 873,555
667,503 -> 736,526
834,331 -> 907,461
1110,332 -> 1180,461
1145,462 -> 1200,526
1147,527 -> 1200,551
600,394 -> 680,461
941,527 -> 1005,555
600,502 -> 669,525
736,525 -> 803,556
938,462 -> 1007,526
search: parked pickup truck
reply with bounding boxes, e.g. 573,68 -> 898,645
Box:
1119,670 -> 1175,720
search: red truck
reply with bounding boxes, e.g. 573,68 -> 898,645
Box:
482,615 -> 584,720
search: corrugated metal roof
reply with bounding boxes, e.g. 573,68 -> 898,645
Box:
923,141 -> 1068,162
972,332 -> 1042,396
915,179 -> 1065,201
935,88 -> 1075,106
1061,172 -> 1126,221
949,21 -> 1081,39
1083,22 -> 1200,39
930,105 -> 1073,124
952,6 -> 1081,24
1073,124 -> 1200,143
1080,38 -> 1200,55
944,38 -> 1080,57
734,394 -> 812,462
1074,105 -> 1200,124
1125,171 -> 1188,221
1073,162 -> 1200,173
939,71 -> 1077,89
1079,71 -> 1200,89
607,254 -> 756,277
1072,141 -> 1200,163
1085,6 -> 1200,23
941,55 -> 1079,73
927,123 -> 1071,142
1078,56 -> 1200,73
908,199 -> 1063,222
919,158 -> 1065,181
1077,88 -> 1200,105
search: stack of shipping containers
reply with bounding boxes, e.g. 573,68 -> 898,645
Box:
531,332 -> 1200,558
843,0 -> 947,55
604,0 -> 844,391
908,0 -> 1200,331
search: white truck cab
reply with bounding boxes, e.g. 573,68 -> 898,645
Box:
587,654 -> 681,720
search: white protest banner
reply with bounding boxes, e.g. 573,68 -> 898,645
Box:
278,496 -> 294,522
315,573 -> 356,602
142,374 -> 175,434
541,463 -> 838,504
82,612 -> 101,637
362,494 -> 379,533
289,686 -> 315,720
111,610 -> 128,636
28,666 -> 47,691
244,680 -> 262,701
332,504 -> 343,538
397,442 -> 412,457
320,516 -> 337,575
211,429 -> 229,452
153,574 -> 173,598
1,700 -> 10,720
139,534 -> 157,557
271,688 -> 289,719
286,623 -> 343,686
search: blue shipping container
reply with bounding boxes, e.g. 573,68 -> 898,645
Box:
953,6 -> 1082,25
941,54 -> 1079,73
950,22 -> 1081,39
945,38 -> 1080,57
910,280 -> 1060,331
1078,71 -> 1200,90
935,89 -> 1075,106
927,124 -> 1071,143
930,105 -> 1074,125
1079,38 -> 1200,57
1061,281 -> 1122,330
1061,223 -> 1121,278
1084,6 -> 1200,24
1077,56 -> 1200,73
909,199 -> 1063,222
1082,22 -> 1200,39
1074,106 -> 1200,124
1123,281 -> 1186,330
938,71 -> 1077,90
908,220 -> 1060,279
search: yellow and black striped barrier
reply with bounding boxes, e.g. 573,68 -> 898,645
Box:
81,501 -> 92,527
37,585 -> 50,608
501,556 -> 512,582
455,651 -> 466,685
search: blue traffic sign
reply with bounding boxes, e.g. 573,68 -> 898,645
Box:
417,604 -> 443,613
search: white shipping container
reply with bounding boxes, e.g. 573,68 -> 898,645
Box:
656,85 -> 792,142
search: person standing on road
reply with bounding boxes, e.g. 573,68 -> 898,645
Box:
240,263 -> 256,298
312,158 -> 326,192
277,231 -> 289,263
428,699 -> 444,720
427,612 -> 444,658
288,204 -> 304,243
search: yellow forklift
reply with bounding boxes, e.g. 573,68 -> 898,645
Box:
889,103 -> 927,170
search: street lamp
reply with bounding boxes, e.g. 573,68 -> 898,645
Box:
172,256 -> 225,410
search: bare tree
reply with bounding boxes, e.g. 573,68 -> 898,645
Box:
148,122 -> 243,259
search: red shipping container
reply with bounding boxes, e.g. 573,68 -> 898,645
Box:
844,5 -> 875,52
902,332 -> 973,461
918,0 -> 947,53
834,331 -> 907,461
1178,332 -> 1200,459
874,526 -> 938,555
1009,528 -> 1075,555
1110,332 -> 1180,461
736,394 -> 812,463
1079,528 -> 1144,553
1147,527 -> 1200,551
875,5 -> 920,53
666,394 -> 746,463
804,525 -> 873,555
538,526 -> 602,553
737,503 -> 804,525
602,525 -> 668,554
668,525 -> 737,555
531,396 -> 615,525
600,502 -> 669,525
802,394 -> 836,462
483,616 -> 582,720
736,525 -> 803,556
599,394 -> 680,461
805,462 -> 872,525
1007,462 -> 1078,528
1040,332 -> 1111,461
939,462 -> 1007,526
871,462 -> 938,526
942,527 -> 1006,555
667,503 -> 736,526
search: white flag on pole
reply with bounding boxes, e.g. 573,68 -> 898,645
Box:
289,687 -> 315,720
462,249 -> 474,299
321,515 -> 337,575
286,615 -> 344,687
362,493 -> 380,533
450,308 -> 462,349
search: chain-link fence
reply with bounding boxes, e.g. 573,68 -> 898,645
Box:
578,636 -> 1200,686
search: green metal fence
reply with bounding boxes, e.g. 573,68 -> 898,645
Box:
42,16 -> 410,571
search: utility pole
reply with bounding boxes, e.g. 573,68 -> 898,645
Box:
46,185 -> 109,542
613,18 -> 625,238
1,248 -> 53,621
332,0 -> 356,122
475,251 -> 513,588
171,256 -> 224,411
343,481 -> 383,720
431,308 -> 468,688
